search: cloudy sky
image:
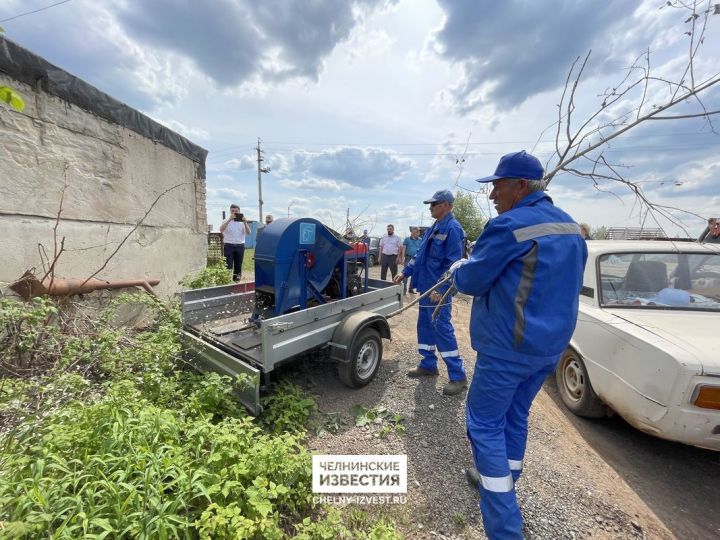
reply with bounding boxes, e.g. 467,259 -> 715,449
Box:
3,0 -> 719,238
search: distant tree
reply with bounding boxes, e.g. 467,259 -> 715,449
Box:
453,191 -> 486,242
592,225 -> 607,240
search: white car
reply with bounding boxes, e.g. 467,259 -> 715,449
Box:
555,240 -> 720,450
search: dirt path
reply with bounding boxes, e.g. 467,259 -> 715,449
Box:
295,284 -> 674,539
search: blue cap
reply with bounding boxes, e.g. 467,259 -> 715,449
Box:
475,150 -> 544,183
423,189 -> 455,204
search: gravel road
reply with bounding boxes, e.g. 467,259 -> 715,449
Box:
285,271 -> 675,539
544,378 -> 720,540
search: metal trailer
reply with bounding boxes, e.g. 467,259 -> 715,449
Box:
181,278 -> 402,415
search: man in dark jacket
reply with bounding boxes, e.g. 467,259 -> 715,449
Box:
452,151 -> 587,540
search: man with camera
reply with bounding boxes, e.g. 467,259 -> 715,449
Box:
219,204 -> 251,281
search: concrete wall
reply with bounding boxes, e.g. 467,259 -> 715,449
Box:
0,73 -> 207,297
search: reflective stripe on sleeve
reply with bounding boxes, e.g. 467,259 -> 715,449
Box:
480,474 -> 514,493
513,222 -> 581,242
439,349 -> 459,358
508,459 -> 523,471
418,344 -> 436,351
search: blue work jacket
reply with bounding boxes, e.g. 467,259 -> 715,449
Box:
454,191 -> 587,363
403,213 -> 465,294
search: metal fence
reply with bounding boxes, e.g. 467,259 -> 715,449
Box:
208,233 -> 224,263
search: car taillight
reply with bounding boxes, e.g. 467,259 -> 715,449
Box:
694,385 -> 720,410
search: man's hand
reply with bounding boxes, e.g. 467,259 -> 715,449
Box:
448,258 -> 467,274
393,274 -> 404,284
430,291 -> 442,304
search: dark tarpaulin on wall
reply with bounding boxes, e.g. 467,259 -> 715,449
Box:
0,35 -> 208,177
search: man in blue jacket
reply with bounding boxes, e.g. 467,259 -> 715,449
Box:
452,151 -> 587,540
394,189 -> 468,395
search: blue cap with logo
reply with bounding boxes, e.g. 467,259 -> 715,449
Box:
475,150 -> 544,183
423,189 -> 455,204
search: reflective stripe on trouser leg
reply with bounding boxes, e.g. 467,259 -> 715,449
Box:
466,354 -> 524,540
507,459 -> 523,482
417,296 -> 438,370
430,296 -> 466,381
505,360 -> 558,482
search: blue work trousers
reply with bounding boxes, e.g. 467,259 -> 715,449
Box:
466,352 -> 558,540
416,295 -> 466,381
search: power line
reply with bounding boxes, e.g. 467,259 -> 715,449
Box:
0,0 -> 73,23
207,142 -> 720,160
207,132 -> 719,159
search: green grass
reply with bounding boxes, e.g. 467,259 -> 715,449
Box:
243,247 -> 255,274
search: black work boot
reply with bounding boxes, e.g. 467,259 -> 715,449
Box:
465,467 -> 480,489
407,367 -> 440,378
443,378 -> 468,395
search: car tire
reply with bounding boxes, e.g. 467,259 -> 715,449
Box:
338,328 -> 382,388
555,348 -> 606,418
369,254 -> 376,266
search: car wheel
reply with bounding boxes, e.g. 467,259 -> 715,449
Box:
338,328 -> 382,388
369,254 -> 376,266
555,348 -> 606,418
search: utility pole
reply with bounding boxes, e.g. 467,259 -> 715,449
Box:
255,137 -> 271,223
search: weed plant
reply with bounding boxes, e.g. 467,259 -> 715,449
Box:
0,293 -> 402,539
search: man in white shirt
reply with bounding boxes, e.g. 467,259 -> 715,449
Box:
379,224 -> 403,280
219,204 -> 251,281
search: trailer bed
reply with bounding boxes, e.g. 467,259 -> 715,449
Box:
181,278 -> 401,414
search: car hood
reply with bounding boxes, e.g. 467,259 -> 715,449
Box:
609,310 -> 720,373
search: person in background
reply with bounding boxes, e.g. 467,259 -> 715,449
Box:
698,217 -> 720,243
451,151 -> 587,540
393,190 -> 467,395
219,204 -> 250,281
400,226 -> 421,294
379,224 -> 403,280
360,229 -> 370,245
580,223 -> 593,240
265,214 -> 274,225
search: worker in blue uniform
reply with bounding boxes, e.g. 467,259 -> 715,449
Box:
394,189 -> 468,395
451,151 -> 587,539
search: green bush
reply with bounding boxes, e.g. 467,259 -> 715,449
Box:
182,264 -> 233,289
0,297 -> 60,375
260,381 -> 316,434
0,382 -> 313,539
0,292 -> 403,539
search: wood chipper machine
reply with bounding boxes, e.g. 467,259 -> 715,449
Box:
180,217 -> 403,414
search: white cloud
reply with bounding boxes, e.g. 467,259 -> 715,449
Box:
148,117 -> 210,141
223,155 -> 256,171
207,188 -> 248,202
279,178 -> 346,191
282,147 -> 414,188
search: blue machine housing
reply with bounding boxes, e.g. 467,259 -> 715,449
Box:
255,218 -> 360,316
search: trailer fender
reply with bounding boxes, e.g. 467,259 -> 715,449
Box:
329,310 -> 390,363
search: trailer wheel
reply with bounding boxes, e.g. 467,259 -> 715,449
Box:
338,327 -> 382,388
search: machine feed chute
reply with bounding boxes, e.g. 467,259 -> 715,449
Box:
254,218 -> 368,317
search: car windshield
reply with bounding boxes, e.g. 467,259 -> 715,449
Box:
598,251 -> 720,311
